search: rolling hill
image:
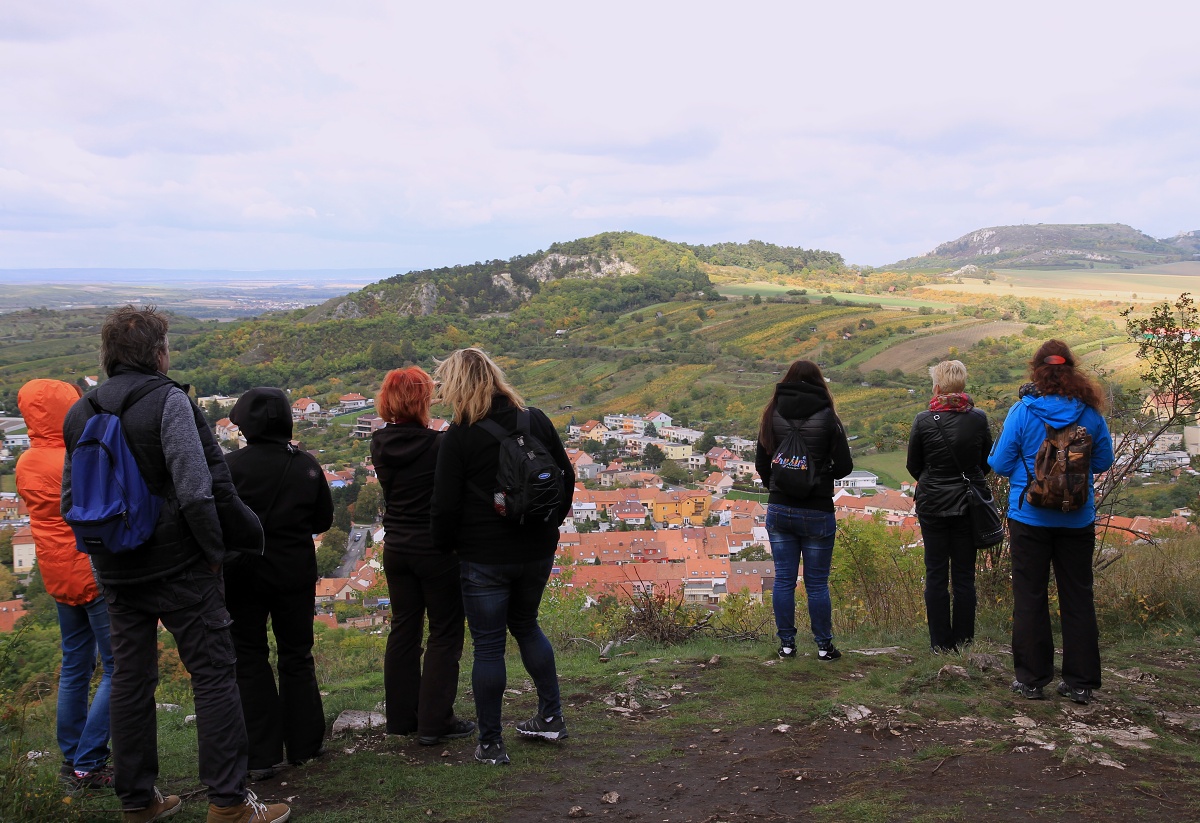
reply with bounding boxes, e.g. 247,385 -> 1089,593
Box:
889,223 -> 1194,270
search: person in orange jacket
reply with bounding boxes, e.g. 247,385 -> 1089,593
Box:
15,378 -> 115,791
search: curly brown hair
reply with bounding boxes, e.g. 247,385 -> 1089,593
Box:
1028,339 -> 1106,411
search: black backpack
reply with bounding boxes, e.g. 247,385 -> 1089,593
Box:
473,410 -> 565,526
770,415 -> 825,498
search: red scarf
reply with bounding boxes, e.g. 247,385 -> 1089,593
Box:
929,393 -> 974,412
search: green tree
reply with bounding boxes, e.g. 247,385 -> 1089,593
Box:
317,528 -> 348,578
642,444 -> 666,466
0,563 -> 15,601
696,431 -> 718,453
737,543 -> 771,561
752,293 -> 762,305
354,483 -> 384,523
0,525 -> 12,566
658,461 -> 688,485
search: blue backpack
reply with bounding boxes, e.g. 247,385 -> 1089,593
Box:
65,380 -> 170,554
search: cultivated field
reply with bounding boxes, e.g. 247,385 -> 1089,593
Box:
716,281 -> 960,310
921,264 -> 1200,304
858,320 -> 1029,374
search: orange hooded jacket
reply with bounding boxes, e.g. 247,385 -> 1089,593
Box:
15,379 -> 99,606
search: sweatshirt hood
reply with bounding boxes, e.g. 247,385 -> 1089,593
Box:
1021,394 -> 1087,428
229,387 -> 293,444
17,379 -> 80,448
775,381 -> 832,419
372,422 -> 439,467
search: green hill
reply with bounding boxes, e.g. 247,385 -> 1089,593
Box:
890,223 -> 1190,270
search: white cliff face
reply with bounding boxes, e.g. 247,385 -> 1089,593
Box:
526,253 -> 638,283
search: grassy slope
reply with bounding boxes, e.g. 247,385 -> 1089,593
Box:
21,620 -> 1200,821
853,451 -> 912,489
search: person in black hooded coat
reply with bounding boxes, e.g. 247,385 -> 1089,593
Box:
754,360 -> 853,661
371,367 -> 474,745
224,387 -> 333,777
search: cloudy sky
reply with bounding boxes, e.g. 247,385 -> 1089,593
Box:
2,0 -> 1198,271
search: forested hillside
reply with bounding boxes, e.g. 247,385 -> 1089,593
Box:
0,231 -> 1150,447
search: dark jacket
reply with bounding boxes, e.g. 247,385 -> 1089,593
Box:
754,382 -> 853,512
430,395 -> 575,563
224,387 -> 334,589
371,421 -> 442,556
906,407 -> 993,518
61,366 -> 262,586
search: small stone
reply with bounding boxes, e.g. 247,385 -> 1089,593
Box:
184,715 -> 196,725
772,724 -> 792,734
331,709 -> 387,736
708,655 -> 721,665
600,791 -> 620,804
568,806 -> 590,818
156,703 -> 181,712
967,653 -> 1003,672
937,664 -> 970,681
839,705 -> 873,722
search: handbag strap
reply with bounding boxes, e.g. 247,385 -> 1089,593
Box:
928,413 -> 972,487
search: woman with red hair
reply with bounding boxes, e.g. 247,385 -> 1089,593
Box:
372,367 -> 474,744
990,340 -> 1113,705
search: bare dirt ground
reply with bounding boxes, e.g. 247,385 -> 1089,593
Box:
259,643 -> 1200,823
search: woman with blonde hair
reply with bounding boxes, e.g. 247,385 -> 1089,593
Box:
430,348 -> 574,765
990,340 -> 1113,704
372,366 -> 473,746
906,360 -> 993,653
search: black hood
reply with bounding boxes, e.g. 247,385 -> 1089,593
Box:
774,381 -> 832,420
371,421 -> 439,468
230,387 -> 292,444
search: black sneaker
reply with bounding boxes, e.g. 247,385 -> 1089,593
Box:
777,645 -> 796,659
516,714 -> 569,741
1011,679 -> 1045,700
71,764 -> 114,792
419,718 -> 477,746
246,766 -> 278,782
1056,681 -> 1093,705
475,741 -> 510,765
59,762 -> 76,788
817,645 -> 841,661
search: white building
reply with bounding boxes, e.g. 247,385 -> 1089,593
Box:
835,470 -> 879,490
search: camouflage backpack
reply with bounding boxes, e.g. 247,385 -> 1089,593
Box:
1021,423 -> 1093,513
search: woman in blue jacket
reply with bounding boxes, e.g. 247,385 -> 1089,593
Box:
989,340 -> 1113,705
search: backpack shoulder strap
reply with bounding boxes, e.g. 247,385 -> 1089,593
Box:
474,416 -> 509,443
119,377 -> 174,415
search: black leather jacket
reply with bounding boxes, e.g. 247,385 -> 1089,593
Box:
906,408 -> 992,518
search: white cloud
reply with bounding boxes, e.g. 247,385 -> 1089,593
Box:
1,0 -> 1198,269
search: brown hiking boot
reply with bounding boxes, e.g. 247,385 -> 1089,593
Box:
207,790 -> 291,823
123,788 -> 182,823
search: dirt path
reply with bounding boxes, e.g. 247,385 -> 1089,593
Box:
506,720 -> 1187,822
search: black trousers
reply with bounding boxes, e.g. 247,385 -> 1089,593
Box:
104,565 -> 247,810
1009,519 -> 1101,690
383,551 -> 466,737
919,513 -> 977,651
225,574 -> 326,769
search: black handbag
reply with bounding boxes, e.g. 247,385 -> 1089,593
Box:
929,414 -> 1004,548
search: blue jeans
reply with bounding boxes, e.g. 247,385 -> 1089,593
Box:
766,504 -> 836,648
460,558 -> 562,745
56,597 -> 114,774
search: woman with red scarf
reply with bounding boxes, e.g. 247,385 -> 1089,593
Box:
906,360 -> 993,652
